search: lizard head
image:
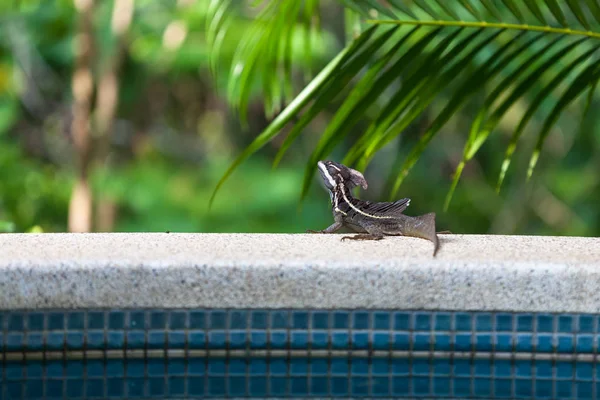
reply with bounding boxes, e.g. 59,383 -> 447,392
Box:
317,160 -> 368,191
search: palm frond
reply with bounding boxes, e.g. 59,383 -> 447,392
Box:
208,0 -> 600,209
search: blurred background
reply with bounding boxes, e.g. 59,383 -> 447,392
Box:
0,0 -> 599,236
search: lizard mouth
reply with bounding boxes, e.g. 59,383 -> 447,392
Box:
317,161 -> 337,189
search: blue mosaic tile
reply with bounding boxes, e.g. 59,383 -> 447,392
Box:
65,361 -> 84,378
88,311 -> 104,330
351,358 -> 369,375
353,311 -> 370,330
435,313 -> 451,331
46,332 -> 64,350
67,312 -> 85,330
454,377 -> 471,397
394,312 -> 410,330
577,334 -> 594,353
331,332 -> 349,349
433,358 -> 450,375
414,333 -> 431,351
454,359 -> 471,376
250,331 -> 267,348
392,332 -> 410,350
352,332 -> 369,349
579,315 -> 595,333
537,314 -> 554,332
67,380 -> 84,398
249,359 -> 267,375
108,311 -> 124,329
270,330 -> 287,348
333,312 -> 349,329
536,380 -> 553,398
557,335 -> 574,353
252,310 -> 268,329
434,377 -> 451,396
474,359 -> 492,377
559,315 -> 574,333
496,333 -> 513,352
28,313 -> 44,331
128,378 -> 146,397
351,376 -> 369,396
477,333 -> 493,351
5,333 -> 23,350
229,310 -> 246,329
455,313 -> 472,331
496,314 -> 513,331
494,378 -> 512,397
312,376 -> 329,395
517,314 -> 533,332
129,311 -> 145,330
149,377 -> 166,396
577,362 -> 593,380
66,332 -> 84,349
8,314 -> 24,331
208,331 -> 226,348
47,312 -> 64,331
189,311 -> 205,329
87,360 -> 104,377
169,331 -> 185,348
127,331 -> 146,349
455,333 -> 471,351
271,310 -> 288,329
189,331 -> 205,348
516,334 -> 533,351
107,378 -> 124,397
26,361 -> 44,378
46,380 -> 64,398
169,311 -> 187,330
150,311 -> 166,329
4,309 -> 600,399
476,314 -> 492,331
391,377 -> 409,395
536,363 -> 552,380
311,331 -> 328,349
87,379 -> 105,397
270,377 -> 287,395
474,378 -> 492,397
415,313 -> 431,331
374,312 -> 390,330
373,331 -> 390,349
271,359 -> 287,375
210,311 -> 226,330
107,331 -> 125,349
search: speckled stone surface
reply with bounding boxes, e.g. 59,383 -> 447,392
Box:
0,233 -> 599,311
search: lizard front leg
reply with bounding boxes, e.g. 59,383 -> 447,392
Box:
306,217 -> 343,234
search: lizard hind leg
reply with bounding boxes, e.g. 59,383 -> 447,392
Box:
341,224 -> 385,241
341,233 -> 384,241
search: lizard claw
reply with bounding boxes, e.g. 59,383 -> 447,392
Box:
306,229 -> 321,234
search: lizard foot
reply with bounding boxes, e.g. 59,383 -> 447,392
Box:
341,234 -> 384,241
306,229 -> 324,234
437,230 -> 452,234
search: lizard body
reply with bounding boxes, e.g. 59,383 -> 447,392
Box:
308,160 -> 440,256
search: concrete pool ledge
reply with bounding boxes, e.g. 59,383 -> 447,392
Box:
0,233 -> 599,312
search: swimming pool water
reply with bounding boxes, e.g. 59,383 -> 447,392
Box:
1,309 -> 598,398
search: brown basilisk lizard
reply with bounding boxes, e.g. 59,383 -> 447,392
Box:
307,160 -> 440,256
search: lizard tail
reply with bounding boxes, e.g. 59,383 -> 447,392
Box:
404,212 -> 440,256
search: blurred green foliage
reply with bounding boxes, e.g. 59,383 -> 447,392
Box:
0,0 -> 599,237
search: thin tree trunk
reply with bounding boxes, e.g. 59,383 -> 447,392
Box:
68,0 -> 95,233
94,0 -> 134,232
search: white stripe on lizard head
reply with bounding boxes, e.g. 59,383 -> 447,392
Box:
317,161 -> 336,188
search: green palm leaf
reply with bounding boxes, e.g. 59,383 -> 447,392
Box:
208,0 -> 600,209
